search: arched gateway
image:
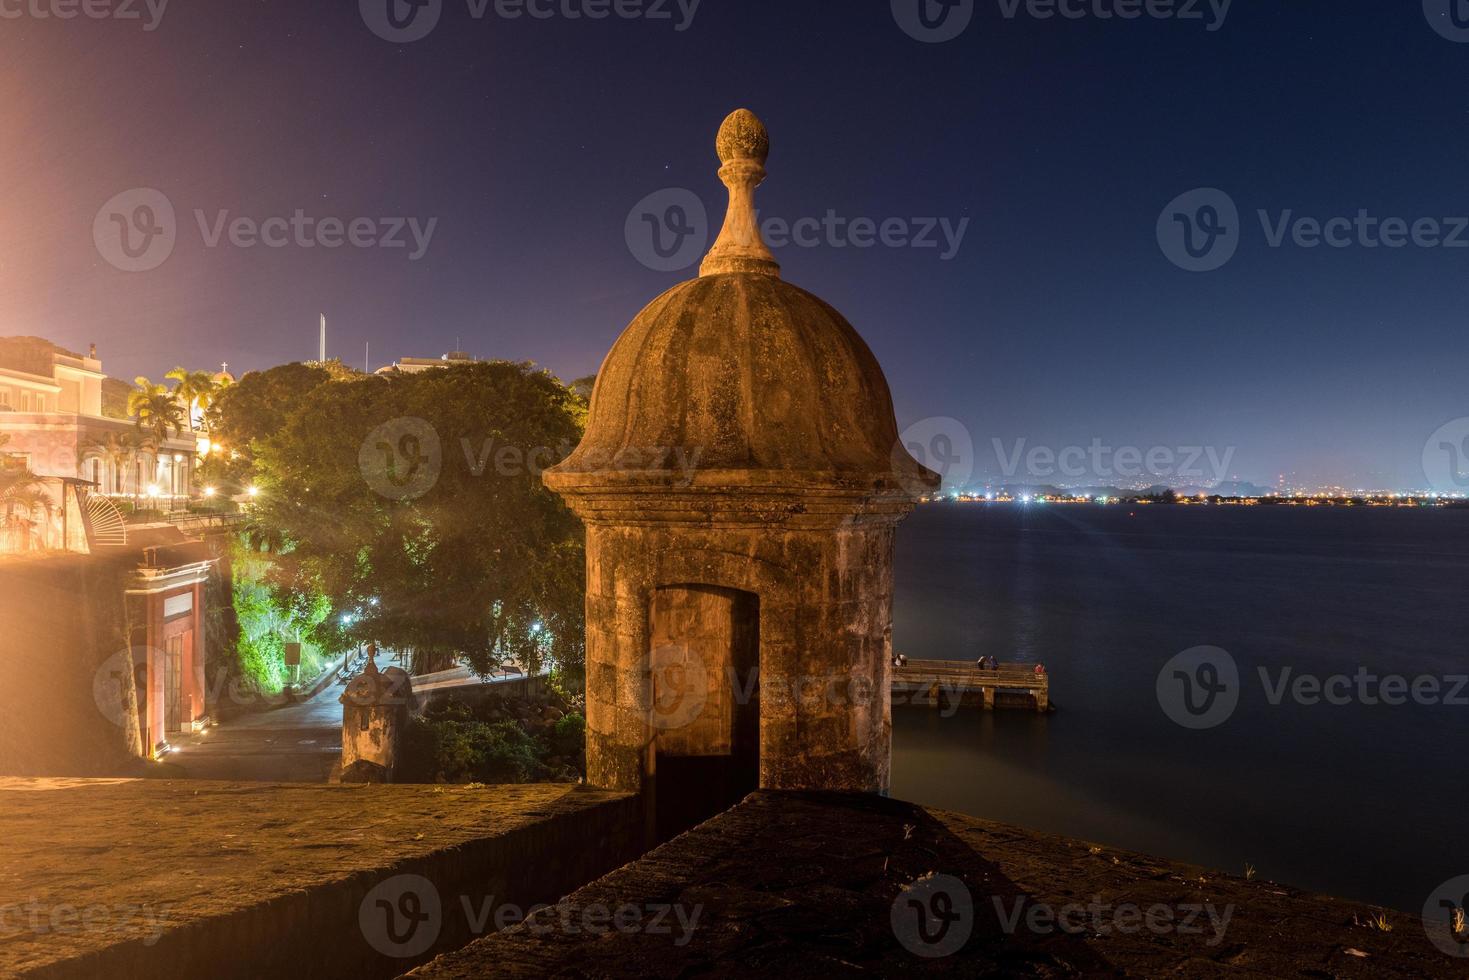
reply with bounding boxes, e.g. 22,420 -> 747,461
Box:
544,109 -> 938,835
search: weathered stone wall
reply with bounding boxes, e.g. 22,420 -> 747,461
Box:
410,791 -> 1466,979
0,780 -> 642,980
582,509 -> 900,796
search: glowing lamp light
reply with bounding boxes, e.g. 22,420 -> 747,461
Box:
247,485 -> 260,498
146,484 -> 161,498
530,621 -> 543,635
203,486 -> 216,498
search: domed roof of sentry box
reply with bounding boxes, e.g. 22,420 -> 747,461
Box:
544,109 -> 939,495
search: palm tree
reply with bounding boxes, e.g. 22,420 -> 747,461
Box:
165,367 -> 218,434
0,441 -> 50,551
128,378 -> 185,506
83,431 -> 141,498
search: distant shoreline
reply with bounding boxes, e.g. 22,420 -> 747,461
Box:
921,494 -> 1469,509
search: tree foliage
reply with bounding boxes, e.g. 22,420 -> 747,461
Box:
249,362 -> 587,677
201,362 -> 335,489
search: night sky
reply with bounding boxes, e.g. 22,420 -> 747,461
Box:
4,1 -> 1468,490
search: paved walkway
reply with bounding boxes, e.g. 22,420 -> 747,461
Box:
167,681 -> 347,783
165,662 -> 542,782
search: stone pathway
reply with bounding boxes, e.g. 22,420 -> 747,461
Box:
167,681 -> 346,783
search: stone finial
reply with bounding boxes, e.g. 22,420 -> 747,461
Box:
700,109 -> 781,278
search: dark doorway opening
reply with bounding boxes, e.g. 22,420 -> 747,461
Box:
650,585 -> 759,841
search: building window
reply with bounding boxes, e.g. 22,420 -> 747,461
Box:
0,388 -> 10,408
21,391 -> 32,412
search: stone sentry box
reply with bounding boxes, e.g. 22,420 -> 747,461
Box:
544,109 -> 938,835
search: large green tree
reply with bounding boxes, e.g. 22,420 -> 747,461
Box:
201,362 -> 335,490
250,362 -> 586,679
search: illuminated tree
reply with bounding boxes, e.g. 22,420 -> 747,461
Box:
250,362 -> 586,679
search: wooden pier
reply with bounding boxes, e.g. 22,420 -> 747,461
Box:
891,658 -> 1051,713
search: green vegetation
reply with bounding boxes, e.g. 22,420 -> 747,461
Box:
227,538 -> 337,695
399,693 -> 585,784
245,361 -> 586,679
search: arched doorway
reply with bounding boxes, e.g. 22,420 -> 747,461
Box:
649,585 -> 760,840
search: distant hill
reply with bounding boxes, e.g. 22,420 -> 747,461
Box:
0,335 -> 79,376
0,335 -> 133,419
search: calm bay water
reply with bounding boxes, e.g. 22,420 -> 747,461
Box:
889,503 -> 1469,913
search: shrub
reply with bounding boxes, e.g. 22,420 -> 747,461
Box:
401,718 -> 545,784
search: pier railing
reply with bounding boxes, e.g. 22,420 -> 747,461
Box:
891,658 -> 1050,712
